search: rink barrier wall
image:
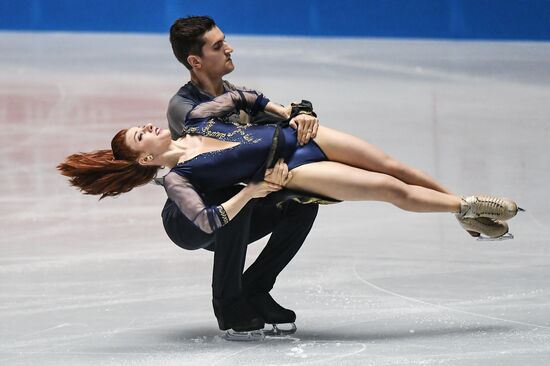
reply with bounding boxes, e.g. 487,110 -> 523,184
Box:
1,0 -> 550,41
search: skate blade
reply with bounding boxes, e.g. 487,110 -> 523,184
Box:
476,232 -> 514,242
466,230 -> 481,238
223,329 -> 265,341
264,323 -> 297,336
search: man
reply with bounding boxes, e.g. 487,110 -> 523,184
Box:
162,16 -> 321,337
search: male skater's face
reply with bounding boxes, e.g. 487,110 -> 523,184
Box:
198,26 -> 234,77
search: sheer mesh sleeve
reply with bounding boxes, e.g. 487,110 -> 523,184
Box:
167,94 -> 195,139
224,81 -> 285,125
163,172 -> 229,234
186,89 -> 269,123
224,80 -> 263,95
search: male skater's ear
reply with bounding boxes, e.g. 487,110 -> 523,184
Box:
187,55 -> 201,70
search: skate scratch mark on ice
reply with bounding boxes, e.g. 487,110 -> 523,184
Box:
265,335 -> 300,342
211,342 -> 264,366
0,81 -> 66,154
316,55 -> 469,83
265,342 -> 367,366
525,210 -> 550,234
14,323 -> 89,340
352,264 -> 550,331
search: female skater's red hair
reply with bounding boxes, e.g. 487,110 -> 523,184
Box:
57,129 -> 158,199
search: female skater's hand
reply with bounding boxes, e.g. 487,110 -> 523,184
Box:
244,180 -> 282,198
264,159 -> 292,187
289,114 -> 319,145
221,179 -> 282,221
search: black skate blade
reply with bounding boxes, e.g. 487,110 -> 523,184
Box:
476,232 -> 514,242
264,323 -> 297,336
223,329 -> 265,342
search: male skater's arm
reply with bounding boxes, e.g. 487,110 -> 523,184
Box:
185,89 -> 275,123
167,95 -> 195,139
168,83 -> 319,145
168,86 -> 277,136
185,89 -> 319,142
223,82 -> 319,145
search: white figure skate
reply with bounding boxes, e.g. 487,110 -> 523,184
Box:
457,216 -> 514,241
458,195 -> 524,221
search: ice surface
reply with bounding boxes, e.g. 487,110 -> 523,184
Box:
1,32 -> 549,365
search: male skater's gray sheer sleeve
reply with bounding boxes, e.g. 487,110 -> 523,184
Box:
224,81 -> 284,124
163,172 -> 229,234
186,89 -> 270,123
167,95 -> 195,139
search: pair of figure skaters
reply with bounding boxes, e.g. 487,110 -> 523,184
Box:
58,16 -> 522,340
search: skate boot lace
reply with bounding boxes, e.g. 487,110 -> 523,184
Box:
461,195 -> 519,220
473,196 -> 506,216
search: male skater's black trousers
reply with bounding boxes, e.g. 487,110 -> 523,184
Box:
161,188 -> 318,303
211,198 -> 318,300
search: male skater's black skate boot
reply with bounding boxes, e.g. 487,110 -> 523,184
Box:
213,297 -> 265,341
248,293 -> 297,335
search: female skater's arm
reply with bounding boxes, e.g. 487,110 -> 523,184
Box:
164,172 -> 281,234
220,181 -> 281,220
221,158 -> 292,218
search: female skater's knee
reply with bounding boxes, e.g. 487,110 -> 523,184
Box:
383,158 -> 407,178
376,176 -> 408,204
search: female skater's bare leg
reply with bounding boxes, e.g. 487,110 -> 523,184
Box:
313,126 -> 452,194
286,161 -> 461,213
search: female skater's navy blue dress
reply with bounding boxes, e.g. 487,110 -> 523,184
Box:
163,89 -> 328,234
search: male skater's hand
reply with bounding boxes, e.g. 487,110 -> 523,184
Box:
289,113 -> 319,146
264,159 -> 292,187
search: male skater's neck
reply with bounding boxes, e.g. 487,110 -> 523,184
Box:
190,71 -> 224,97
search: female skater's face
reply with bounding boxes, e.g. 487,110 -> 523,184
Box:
196,26 -> 234,77
125,123 -> 171,164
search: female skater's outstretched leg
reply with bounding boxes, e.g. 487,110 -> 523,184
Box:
286,161 -> 460,213
313,126 -> 452,194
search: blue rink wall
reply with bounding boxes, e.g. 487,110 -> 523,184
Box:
1,0 -> 550,40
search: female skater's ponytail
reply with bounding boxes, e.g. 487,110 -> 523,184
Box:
57,129 -> 158,199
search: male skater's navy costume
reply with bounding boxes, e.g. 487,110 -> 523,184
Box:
162,81 -> 320,330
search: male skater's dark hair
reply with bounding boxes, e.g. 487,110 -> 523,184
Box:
170,16 -> 216,70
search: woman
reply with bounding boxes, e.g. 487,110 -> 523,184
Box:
58,89 -> 521,238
